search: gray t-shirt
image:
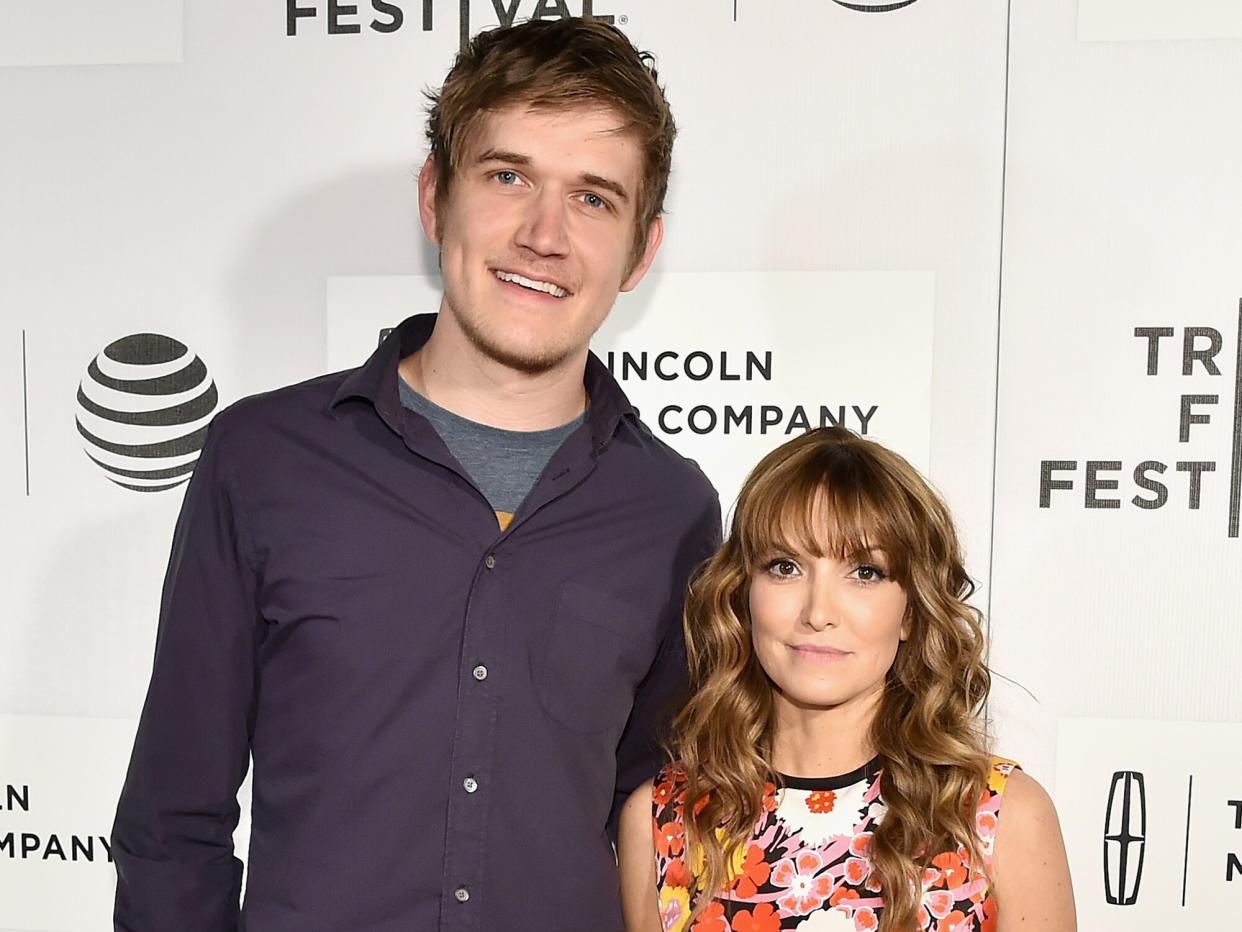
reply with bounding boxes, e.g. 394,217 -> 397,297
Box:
398,376 -> 584,529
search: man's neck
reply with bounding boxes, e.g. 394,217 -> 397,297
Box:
397,313 -> 589,431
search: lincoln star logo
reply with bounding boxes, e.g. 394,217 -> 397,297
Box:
1103,770 -> 1147,905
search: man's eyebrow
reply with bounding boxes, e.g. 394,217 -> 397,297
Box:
474,148 -> 532,166
580,173 -> 629,202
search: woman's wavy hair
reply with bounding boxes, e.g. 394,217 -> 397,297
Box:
671,427 -> 992,930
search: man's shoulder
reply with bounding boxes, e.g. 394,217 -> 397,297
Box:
209,368 -> 353,436
613,415 -> 718,508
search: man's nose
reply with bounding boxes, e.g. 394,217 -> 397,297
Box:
514,187 -> 570,258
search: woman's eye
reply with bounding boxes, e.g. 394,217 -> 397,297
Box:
766,558 -> 800,578
852,564 -> 888,583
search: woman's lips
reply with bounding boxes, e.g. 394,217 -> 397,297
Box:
789,644 -> 851,661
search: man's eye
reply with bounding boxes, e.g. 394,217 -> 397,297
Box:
581,193 -> 608,210
495,170 -> 520,185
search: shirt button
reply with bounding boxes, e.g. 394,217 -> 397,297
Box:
484,554 -> 496,569
454,887 -> 470,903
463,776 -> 479,794
472,664 -> 488,681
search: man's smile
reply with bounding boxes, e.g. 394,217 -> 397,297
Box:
493,269 -> 571,299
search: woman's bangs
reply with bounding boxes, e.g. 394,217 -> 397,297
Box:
740,457 -> 910,576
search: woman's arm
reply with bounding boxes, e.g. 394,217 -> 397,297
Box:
618,779 -> 663,932
992,768 -> 1077,932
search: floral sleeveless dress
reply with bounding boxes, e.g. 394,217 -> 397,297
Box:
651,757 -> 1018,932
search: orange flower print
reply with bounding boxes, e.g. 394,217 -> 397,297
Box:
653,777 -> 678,809
666,857 -> 693,889
975,810 -> 998,840
922,867 -> 942,888
762,782 -> 779,813
930,852 -> 968,889
772,851 -> 833,913
848,832 -> 874,859
657,820 -> 686,859
853,907 -> 879,931
731,903 -> 781,932
925,890 -> 955,921
916,905 -> 931,929
691,902 -> 728,932
830,887 -> 860,908
934,910 -> 970,931
979,896 -> 998,932
843,856 -> 870,885
807,789 -> 837,813
731,844 -> 772,899
693,793 -> 712,817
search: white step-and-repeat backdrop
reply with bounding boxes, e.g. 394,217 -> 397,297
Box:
1,0 -> 1237,928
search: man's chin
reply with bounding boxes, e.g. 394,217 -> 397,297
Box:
467,330 -> 575,376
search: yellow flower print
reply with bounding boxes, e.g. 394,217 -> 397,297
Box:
659,885 -> 692,932
988,758 -> 1017,794
687,830 -> 747,891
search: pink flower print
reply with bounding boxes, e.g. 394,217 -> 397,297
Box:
844,857 -> 870,885
926,890 -> 955,921
848,832 -> 874,859
976,810 -> 998,839
772,851 -> 833,914
916,905 -> 932,929
853,907 -> 879,931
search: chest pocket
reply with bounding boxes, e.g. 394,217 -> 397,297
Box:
535,580 -> 663,737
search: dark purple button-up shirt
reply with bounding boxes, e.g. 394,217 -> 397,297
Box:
112,314 -> 720,931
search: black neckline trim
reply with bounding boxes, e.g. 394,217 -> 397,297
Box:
776,757 -> 882,792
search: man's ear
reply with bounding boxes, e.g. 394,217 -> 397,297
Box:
620,215 -> 665,292
417,155 -> 442,245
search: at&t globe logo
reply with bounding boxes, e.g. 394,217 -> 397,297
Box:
832,1 -> 921,11
75,334 -> 219,493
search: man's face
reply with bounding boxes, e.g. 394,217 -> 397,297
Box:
419,105 -> 662,374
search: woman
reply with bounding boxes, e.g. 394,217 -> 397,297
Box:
618,427 -> 1075,932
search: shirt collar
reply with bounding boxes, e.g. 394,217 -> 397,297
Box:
329,313 -> 636,448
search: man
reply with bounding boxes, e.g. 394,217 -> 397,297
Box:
111,18 -> 720,932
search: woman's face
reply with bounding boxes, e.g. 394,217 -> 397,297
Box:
748,537 -> 909,719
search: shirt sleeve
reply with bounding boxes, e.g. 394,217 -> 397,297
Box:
608,487 -> 722,842
112,417 -> 263,931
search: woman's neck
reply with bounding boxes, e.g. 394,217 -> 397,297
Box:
768,687 -> 881,778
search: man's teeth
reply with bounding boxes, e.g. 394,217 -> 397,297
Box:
495,270 -> 568,298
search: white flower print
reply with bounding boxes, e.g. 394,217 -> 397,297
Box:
794,908 -> 855,932
777,782 -> 870,847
